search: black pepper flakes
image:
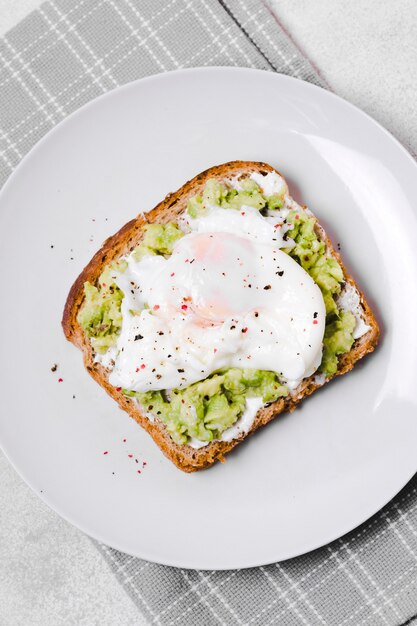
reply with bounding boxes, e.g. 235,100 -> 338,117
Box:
264,285 -> 272,290
134,334 -> 143,341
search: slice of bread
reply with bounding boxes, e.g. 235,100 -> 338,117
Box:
62,161 -> 379,472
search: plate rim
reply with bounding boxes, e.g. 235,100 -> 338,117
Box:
1,66 -> 417,569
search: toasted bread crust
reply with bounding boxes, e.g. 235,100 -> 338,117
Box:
62,161 -> 379,472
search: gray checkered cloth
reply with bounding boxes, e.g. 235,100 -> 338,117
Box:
1,1 -> 416,625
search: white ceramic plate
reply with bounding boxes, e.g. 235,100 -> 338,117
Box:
1,68 -> 417,570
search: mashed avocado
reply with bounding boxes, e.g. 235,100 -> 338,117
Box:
124,368 -> 288,445
285,210 -> 355,375
187,178 -> 284,217
132,223 -> 183,260
321,310 -> 356,375
77,260 -> 127,353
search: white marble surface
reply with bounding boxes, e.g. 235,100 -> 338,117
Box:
0,0 -> 41,34
269,0 -> 417,156
0,452 -> 142,625
1,1 -> 416,625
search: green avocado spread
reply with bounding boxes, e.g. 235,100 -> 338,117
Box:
78,175 -> 357,445
124,369 -> 287,445
187,177 -> 284,217
132,222 -> 184,260
285,210 -> 355,375
77,260 -> 126,354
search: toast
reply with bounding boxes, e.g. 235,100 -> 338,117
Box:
62,161 -> 379,472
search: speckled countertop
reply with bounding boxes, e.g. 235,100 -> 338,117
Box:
1,1 -> 416,624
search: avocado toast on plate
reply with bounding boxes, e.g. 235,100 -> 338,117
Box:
62,161 -> 379,472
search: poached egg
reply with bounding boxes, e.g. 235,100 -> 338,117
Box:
108,203 -> 326,392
